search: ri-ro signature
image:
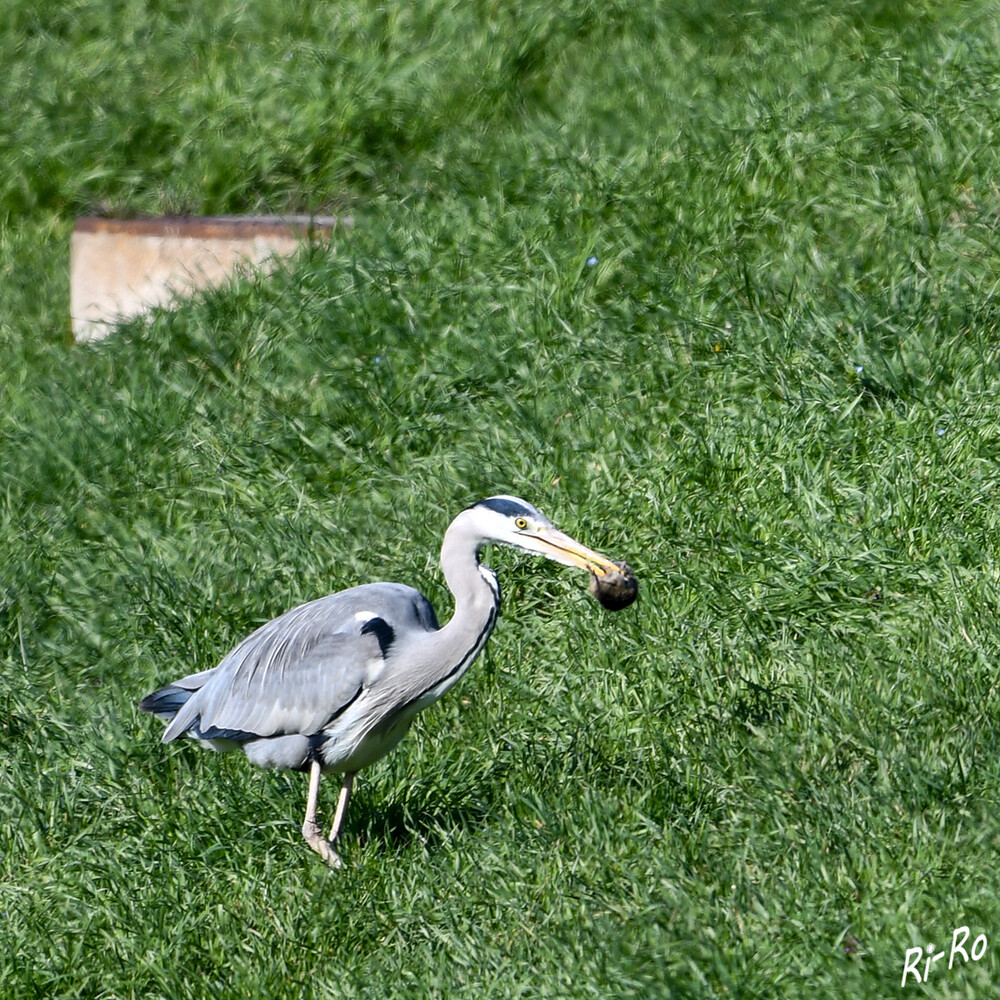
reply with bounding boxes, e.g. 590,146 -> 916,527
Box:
901,925 -> 988,987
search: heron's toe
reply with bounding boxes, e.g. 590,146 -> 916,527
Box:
302,822 -> 343,868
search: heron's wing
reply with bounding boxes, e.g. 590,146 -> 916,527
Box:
166,632 -> 376,741
161,584 -> 434,742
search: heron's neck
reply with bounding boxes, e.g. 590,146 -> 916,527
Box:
384,522 -> 501,713
439,520 -> 501,627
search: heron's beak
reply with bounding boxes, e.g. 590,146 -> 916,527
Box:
528,527 -> 623,578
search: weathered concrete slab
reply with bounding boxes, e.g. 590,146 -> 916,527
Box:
70,214 -> 346,342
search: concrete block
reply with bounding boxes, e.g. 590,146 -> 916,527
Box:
70,214 -> 346,341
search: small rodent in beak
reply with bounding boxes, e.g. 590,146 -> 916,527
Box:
589,561 -> 638,610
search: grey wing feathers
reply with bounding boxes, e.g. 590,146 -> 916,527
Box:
156,582 -> 438,743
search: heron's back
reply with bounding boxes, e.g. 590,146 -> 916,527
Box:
140,581 -> 442,751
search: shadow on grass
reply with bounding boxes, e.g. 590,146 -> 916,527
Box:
355,793 -> 494,856
729,677 -> 793,729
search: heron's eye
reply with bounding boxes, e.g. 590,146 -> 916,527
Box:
514,517 -> 528,530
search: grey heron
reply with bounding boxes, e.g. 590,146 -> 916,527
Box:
140,496 -> 636,866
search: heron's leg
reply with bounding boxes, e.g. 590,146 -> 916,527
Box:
328,772 -> 356,844
301,759 -> 341,868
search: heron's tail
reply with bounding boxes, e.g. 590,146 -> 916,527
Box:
139,668 -> 217,735
139,683 -> 194,720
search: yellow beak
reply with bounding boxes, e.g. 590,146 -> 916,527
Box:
528,527 -> 623,577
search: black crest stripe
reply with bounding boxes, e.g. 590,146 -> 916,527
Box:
474,497 -> 534,519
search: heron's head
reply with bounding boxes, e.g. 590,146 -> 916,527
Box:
465,495 -> 624,578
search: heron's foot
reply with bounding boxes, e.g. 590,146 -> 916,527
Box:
302,819 -> 343,868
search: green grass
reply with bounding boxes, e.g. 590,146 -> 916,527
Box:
3,1 -> 1000,997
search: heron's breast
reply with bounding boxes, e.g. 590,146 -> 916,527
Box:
316,697 -> 424,773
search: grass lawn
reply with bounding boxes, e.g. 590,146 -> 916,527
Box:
2,1 -> 1000,996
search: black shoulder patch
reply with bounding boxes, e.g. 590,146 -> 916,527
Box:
360,616 -> 395,658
